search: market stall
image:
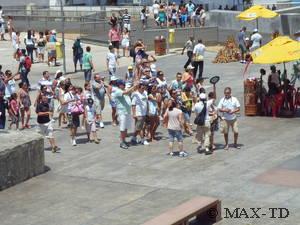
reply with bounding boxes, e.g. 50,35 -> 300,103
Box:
248,36 -> 300,117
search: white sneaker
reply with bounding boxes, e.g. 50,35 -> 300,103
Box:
143,140 -> 149,145
179,151 -> 188,157
99,121 -> 104,128
72,139 -> 77,146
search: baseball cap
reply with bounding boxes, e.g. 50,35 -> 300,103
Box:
110,76 -> 118,81
199,93 -> 207,100
128,65 -> 133,70
116,79 -> 126,86
253,28 -> 258,33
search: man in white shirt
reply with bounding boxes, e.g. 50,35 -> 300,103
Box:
131,82 -> 149,145
194,93 -> 212,154
193,39 -> 206,79
250,28 -> 262,51
217,87 -> 241,150
152,1 -> 160,25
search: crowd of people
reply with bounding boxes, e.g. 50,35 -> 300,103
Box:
0,3 -> 243,157
0,28 -> 242,156
109,0 -> 206,35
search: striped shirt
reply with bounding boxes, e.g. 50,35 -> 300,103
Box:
122,14 -> 131,24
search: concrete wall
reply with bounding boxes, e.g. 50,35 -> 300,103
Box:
209,10 -> 300,36
209,10 -> 283,34
0,131 -> 45,191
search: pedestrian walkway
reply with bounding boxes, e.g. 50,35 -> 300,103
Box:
0,37 -> 300,225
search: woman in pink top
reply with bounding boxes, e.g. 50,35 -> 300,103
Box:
108,25 -> 121,57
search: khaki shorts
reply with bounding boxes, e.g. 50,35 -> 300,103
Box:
221,119 -> 238,134
94,99 -> 102,115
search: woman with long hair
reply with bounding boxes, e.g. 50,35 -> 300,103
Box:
163,99 -> 187,157
121,28 -> 130,57
62,84 -> 80,146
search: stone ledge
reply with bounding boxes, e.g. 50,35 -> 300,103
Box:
0,130 -> 45,191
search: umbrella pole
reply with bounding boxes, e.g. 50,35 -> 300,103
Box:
256,18 -> 258,30
283,62 -> 288,110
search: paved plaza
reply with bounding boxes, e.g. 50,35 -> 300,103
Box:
1,37 -> 300,225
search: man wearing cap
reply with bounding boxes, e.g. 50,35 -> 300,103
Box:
112,79 -> 138,149
91,74 -> 106,128
182,36 -> 195,69
131,81 -> 149,145
250,29 -> 262,51
72,37 -> 83,73
194,93 -> 212,154
193,39 -> 206,79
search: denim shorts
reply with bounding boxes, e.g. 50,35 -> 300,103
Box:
183,111 -> 191,122
84,69 -> 92,82
168,129 -> 183,142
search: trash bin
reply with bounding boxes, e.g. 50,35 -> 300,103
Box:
55,42 -> 63,59
169,29 -> 175,44
154,36 -> 166,56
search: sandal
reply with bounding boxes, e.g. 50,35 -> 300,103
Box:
224,145 -> 229,150
233,144 -> 241,149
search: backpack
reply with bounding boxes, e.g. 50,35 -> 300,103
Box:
24,56 -> 32,70
194,102 -> 207,126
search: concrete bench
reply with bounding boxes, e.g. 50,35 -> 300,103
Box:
142,196 -> 222,225
0,131 -> 45,191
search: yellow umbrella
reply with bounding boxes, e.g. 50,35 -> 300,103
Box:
251,36 -> 300,64
237,5 -> 278,29
237,5 -> 278,21
250,36 -> 300,114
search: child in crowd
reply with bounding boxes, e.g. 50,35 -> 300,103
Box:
106,45 -> 118,78
125,65 -> 135,89
85,97 -> 100,144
